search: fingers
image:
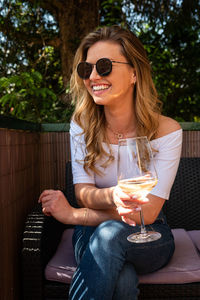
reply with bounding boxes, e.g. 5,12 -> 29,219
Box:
114,186 -> 149,207
38,189 -> 65,217
114,186 -> 131,200
42,207 -> 52,217
38,190 -> 73,224
38,189 -> 56,203
113,186 -> 132,208
130,196 -> 149,205
121,216 -> 136,226
117,205 -> 141,216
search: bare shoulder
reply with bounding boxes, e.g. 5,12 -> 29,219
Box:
156,115 -> 181,138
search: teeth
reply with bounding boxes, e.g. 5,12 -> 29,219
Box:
92,85 -> 109,91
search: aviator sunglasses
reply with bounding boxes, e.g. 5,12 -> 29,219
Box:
77,57 -> 131,79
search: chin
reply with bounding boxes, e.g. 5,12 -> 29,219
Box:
93,97 -> 107,106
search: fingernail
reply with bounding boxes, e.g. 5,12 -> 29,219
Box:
129,222 -> 136,226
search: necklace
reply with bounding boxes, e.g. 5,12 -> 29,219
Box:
107,124 -> 128,140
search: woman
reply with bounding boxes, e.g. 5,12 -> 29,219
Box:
39,25 -> 182,299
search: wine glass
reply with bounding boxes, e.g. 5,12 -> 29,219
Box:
117,137 -> 161,243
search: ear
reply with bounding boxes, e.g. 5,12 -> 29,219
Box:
131,72 -> 136,84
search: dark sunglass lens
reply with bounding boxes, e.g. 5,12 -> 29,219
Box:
77,62 -> 92,79
96,58 -> 112,76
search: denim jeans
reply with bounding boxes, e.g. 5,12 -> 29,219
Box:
69,214 -> 175,300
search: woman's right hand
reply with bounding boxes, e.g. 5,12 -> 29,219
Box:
38,189 -> 75,224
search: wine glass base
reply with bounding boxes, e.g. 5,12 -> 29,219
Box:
127,231 -> 161,243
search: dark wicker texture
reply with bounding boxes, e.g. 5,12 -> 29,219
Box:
22,158 -> 200,300
163,157 -> 200,230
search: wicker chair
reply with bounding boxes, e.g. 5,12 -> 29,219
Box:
22,157 -> 200,300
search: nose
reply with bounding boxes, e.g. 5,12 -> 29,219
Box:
89,65 -> 101,80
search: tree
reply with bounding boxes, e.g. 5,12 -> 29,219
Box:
100,0 -> 126,26
125,0 -> 200,121
0,0 -> 99,122
0,0 -> 200,122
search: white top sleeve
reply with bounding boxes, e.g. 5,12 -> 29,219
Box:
70,120 -> 183,200
150,130 -> 182,199
70,120 -> 95,184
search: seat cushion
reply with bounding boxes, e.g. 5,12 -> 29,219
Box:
139,228 -> 200,284
45,228 -> 77,284
45,228 -> 200,285
188,230 -> 200,252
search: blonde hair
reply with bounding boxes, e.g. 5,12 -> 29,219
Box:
70,25 -> 162,175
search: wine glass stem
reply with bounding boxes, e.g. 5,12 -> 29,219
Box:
140,207 -> 147,234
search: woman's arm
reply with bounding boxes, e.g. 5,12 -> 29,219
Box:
38,188 -> 165,227
75,182 -> 164,225
39,189 -> 122,226
74,183 -> 115,209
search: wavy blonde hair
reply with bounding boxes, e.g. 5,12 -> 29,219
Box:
70,25 -> 162,175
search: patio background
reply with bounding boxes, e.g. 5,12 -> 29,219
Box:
0,117 -> 200,300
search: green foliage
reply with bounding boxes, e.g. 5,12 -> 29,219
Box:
0,0 -> 199,123
0,70 -> 73,122
100,0 -> 127,26
123,0 -> 200,121
0,0 -> 73,123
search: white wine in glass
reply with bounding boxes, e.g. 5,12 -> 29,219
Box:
117,137 -> 161,243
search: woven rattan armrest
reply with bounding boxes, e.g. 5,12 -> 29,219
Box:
22,203 -> 73,300
22,161 -> 76,300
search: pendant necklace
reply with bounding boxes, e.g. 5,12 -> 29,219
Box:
107,124 -> 127,140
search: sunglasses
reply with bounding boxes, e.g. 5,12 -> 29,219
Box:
77,57 -> 131,79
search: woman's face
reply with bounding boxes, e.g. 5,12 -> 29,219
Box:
83,41 -> 135,108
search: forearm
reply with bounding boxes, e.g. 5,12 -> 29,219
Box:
117,194 -> 166,226
69,207 -> 120,226
75,184 -> 115,209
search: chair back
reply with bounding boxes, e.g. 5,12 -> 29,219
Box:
164,157 -> 200,230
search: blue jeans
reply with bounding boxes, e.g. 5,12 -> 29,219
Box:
69,214 -> 175,300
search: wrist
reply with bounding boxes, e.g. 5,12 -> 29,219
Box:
72,207 -> 89,226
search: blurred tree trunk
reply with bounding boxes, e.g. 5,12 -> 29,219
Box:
28,0 -> 99,102
57,0 -> 99,92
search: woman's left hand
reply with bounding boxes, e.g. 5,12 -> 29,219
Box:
38,189 -> 75,224
113,186 -> 149,226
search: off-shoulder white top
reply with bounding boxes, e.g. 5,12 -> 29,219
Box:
70,120 -> 182,200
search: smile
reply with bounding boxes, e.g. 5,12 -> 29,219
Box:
92,85 -> 110,91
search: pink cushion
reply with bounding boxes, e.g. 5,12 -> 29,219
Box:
45,228 -> 77,284
139,229 -> 200,284
188,230 -> 200,252
45,228 -> 200,285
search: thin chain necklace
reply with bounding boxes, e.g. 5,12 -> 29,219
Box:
107,124 -> 130,140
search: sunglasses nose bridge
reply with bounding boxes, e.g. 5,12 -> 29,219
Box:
88,63 -> 101,79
